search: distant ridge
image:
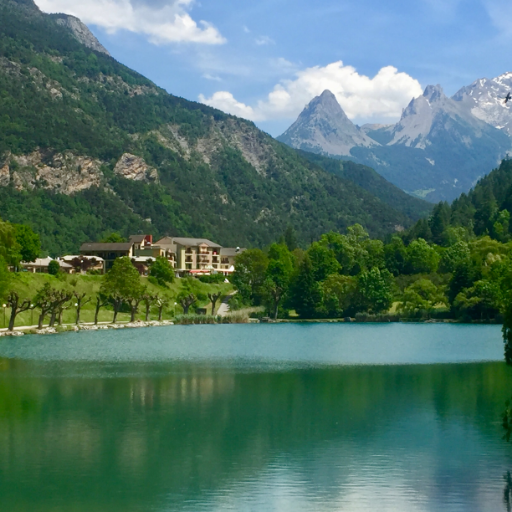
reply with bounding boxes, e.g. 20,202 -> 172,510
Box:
279,85 -> 512,202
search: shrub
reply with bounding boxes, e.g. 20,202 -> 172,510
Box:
48,260 -> 60,275
199,274 -> 225,284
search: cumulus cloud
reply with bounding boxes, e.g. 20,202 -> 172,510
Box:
198,91 -> 255,119
34,0 -> 225,45
199,61 -> 423,123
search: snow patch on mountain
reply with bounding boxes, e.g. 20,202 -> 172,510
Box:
452,72 -> 512,137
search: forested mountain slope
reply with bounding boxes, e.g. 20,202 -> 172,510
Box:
0,0 -> 422,254
296,151 -> 431,221
406,158 -> 512,245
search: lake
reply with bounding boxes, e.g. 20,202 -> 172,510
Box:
0,323 -> 511,511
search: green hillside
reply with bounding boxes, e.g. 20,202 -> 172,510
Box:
0,0 -> 422,254
297,151 -> 432,221
406,158 -> 512,244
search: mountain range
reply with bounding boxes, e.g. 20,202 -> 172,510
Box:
278,78 -> 512,202
0,0 -> 431,255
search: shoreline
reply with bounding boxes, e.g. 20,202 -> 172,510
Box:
0,320 -> 175,337
0,317 -> 502,337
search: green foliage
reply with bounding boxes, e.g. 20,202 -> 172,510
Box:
13,223 -> 40,262
198,274 -> 225,284
399,279 -> 446,318
101,233 -> 126,243
319,274 -> 357,318
405,238 -> 440,274
0,256 -> 10,300
283,225 -> 298,251
406,159 -> 512,246
296,151 -> 432,221
0,218 -> 20,266
356,267 -> 394,314
102,257 -> 141,299
47,259 -> 60,275
288,254 -> 322,318
149,256 -> 175,286
307,242 -> 340,282
231,249 -> 268,305
263,244 -> 294,319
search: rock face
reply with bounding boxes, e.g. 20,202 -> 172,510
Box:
51,13 -> 110,56
388,85 -> 505,149
2,151 -> 103,193
452,72 -> 512,137
114,154 -> 158,182
277,90 -> 378,156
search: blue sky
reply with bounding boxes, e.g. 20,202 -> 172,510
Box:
36,0 -> 512,136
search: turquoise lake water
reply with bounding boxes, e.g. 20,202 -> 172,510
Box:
0,323 -> 510,511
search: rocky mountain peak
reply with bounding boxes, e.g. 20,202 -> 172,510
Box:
452,71 -> 512,136
50,13 -> 110,56
277,90 -> 377,156
423,84 -> 444,103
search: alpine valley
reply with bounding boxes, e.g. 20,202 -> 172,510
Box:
278,79 -> 512,203
0,0 -> 433,255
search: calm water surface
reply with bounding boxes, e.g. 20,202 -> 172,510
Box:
0,323 -> 511,511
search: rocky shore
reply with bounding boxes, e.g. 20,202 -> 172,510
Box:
0,320 -> 175,337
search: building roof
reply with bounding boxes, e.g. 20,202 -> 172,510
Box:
154,237 -> 177,252
61,255 -> 105,262
80,242 -> 133,252
172,237 -> 221,248
129,235 -> 146,243
21,257 -> 54,267
131,256 -> 156,263
220,247 -> 246,257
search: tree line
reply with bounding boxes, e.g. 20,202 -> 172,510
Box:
1,255 -> 181,331
232,223 -> 512,328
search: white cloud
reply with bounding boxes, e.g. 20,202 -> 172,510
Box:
34,0 -> 226,45
202,73 -> 222,82
198,91 -> 255,119
255,36 -> 275,46
199,61 -> 423,123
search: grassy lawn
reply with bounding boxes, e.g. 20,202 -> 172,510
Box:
1,272 -> 233,329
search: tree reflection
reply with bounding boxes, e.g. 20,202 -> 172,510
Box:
505,471 -> 512,512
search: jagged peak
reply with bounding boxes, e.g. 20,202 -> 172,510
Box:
304,89 -> 347,119
423,84 -> 445,102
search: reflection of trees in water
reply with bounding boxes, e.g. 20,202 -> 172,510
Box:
1,362 -> 512,511
505,471 -> 512,512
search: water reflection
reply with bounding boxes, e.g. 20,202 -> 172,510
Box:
0,359 -> 512,511
504,472 -> 512,512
